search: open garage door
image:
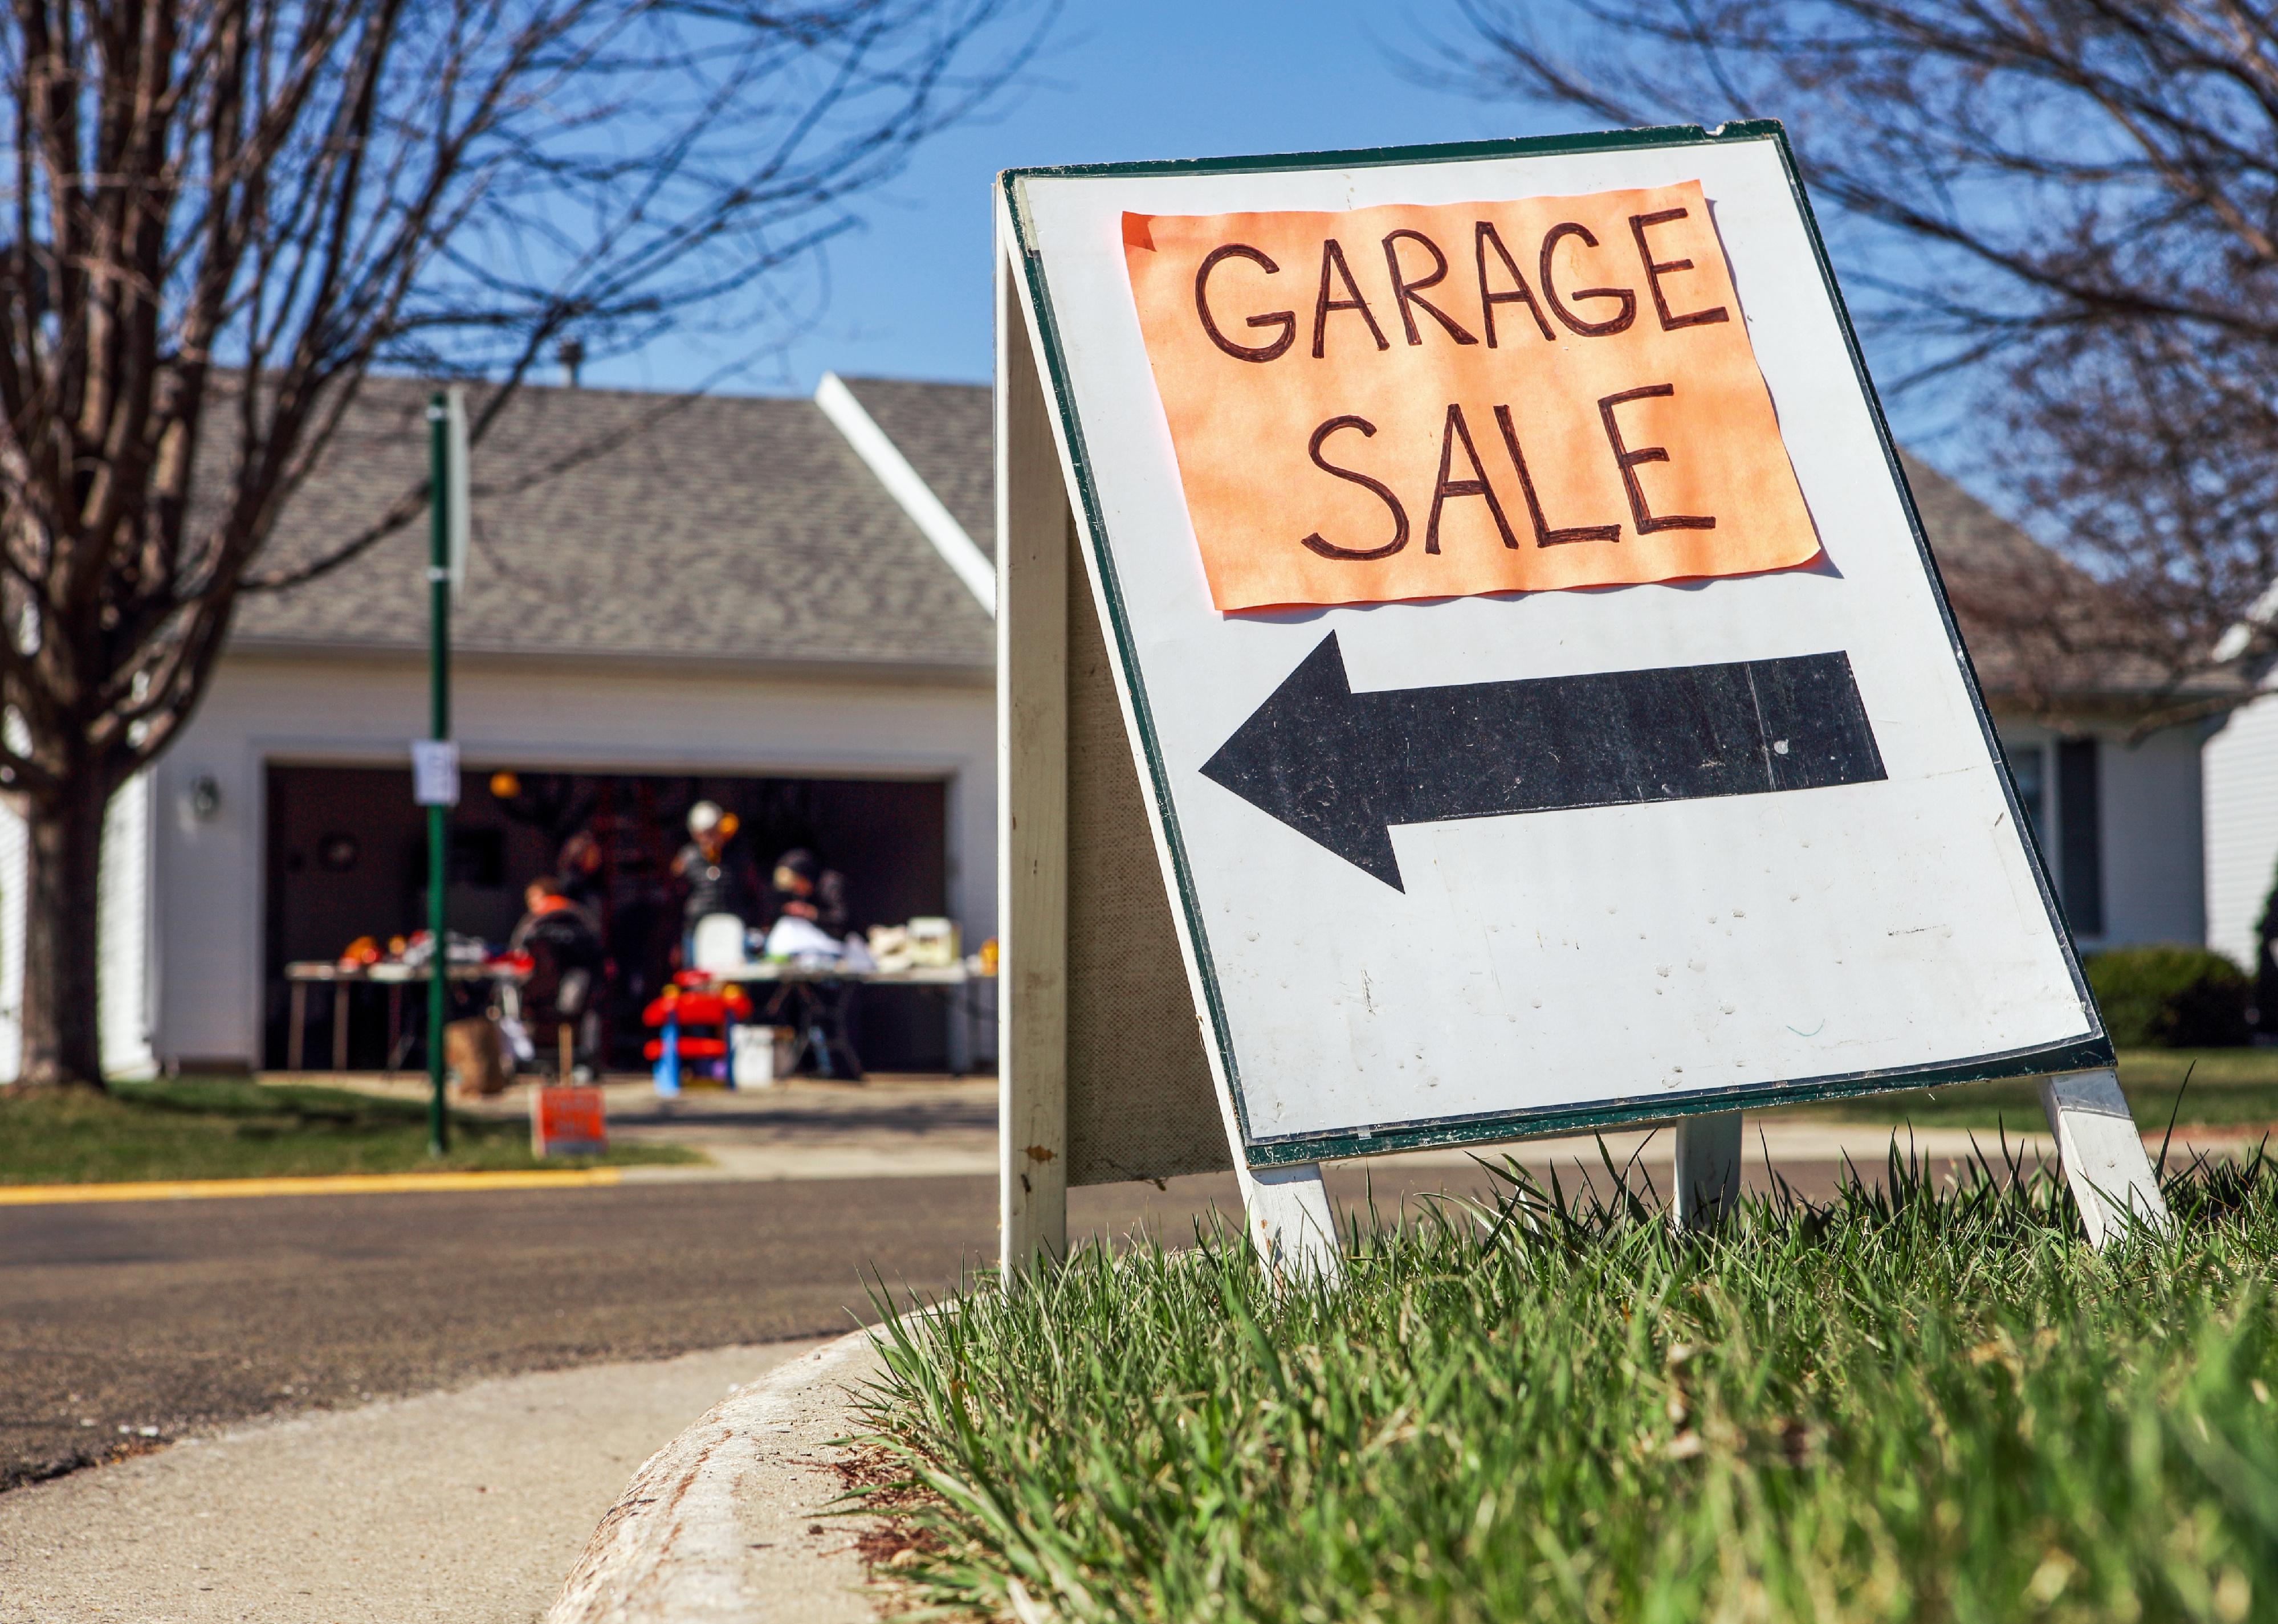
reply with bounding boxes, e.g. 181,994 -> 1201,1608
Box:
263,766 -> 952,1074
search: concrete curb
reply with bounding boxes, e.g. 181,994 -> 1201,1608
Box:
0,1166 -> 627,1206
547,1327 -> 887,1624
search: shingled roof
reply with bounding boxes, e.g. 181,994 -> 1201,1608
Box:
837,376 -> 995,559
1897,451 -> 2231,717
230,374 -> 994,675
226,373 -> 2194,714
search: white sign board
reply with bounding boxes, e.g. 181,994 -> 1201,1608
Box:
997,124 -> 2109,1180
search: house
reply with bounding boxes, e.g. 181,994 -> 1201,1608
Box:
0,373 -> 999,1079
2202,688 -> 2278,975
1899,452 -> 2219,957
0,374 -> 2219,1079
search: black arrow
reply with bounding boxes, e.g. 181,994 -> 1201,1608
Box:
1200,633 -> 1886,891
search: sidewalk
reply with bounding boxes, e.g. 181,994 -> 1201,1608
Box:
0,1341 -> 832,1624
251,1071 -> 2268,1189
294,1072 -> 1003,1182
549,1330 -> 887,1624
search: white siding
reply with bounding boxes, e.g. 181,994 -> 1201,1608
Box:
98,772 -> 155,1078
150,652 -> 998,1070
0,771 -> 160,1082
2098,725 -> 2207,949
0,797 -> 23,1080
2205,688 -> 2278,969
1998,717 -> 2206,954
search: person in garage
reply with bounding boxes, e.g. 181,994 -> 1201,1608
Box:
508,875 -> 608,1079
763,846 -> 849,938
672,800 -> 760,965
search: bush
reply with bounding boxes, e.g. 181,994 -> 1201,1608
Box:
2085,944 -> 2251,1047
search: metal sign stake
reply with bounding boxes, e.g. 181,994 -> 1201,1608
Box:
424,392 -> 453,1157
1673,1111 -> 1745,1230
2041,1068 -> 2169,1243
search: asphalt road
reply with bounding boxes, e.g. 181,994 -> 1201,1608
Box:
1,1176 -> 968,1492
0,1167 -> 1409,1492
0,1153 -> 1882,1494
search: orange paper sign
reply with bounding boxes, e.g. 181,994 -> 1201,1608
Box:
531,1084 -> 607,1157
1122,182 -> 1821,612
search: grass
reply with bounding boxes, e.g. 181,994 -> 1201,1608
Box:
1786,1047 -> 2278,1132
0,1076 -> 699,1184
857,1149 -> 2278,1623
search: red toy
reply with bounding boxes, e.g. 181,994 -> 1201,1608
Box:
643,980 -> 752,1093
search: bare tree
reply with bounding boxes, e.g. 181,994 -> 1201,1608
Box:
1424,1 -> 2278,723
0,0 -> 1040,1088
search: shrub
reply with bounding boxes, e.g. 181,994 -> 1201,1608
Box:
2085,944 -> 2251,1047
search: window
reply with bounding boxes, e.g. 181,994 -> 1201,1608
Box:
2056,737 -> 2104,938
2000,735 -> 2104,938
2006,741 -> 2048,853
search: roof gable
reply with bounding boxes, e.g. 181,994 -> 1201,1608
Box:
837,376 -> 993,559
231,376 -> 993,672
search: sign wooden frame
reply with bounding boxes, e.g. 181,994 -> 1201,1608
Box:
996,122 -> 2164,1272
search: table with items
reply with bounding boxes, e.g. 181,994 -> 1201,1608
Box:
650,958 -> 997,1091
282,958 -> 528,1074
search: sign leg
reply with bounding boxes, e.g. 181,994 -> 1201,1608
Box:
999,238 -> 1070,1278
1673,1110 -> 1744,1229
1239,1161 -> 1342,1283
2040,1068 -> 2169,1246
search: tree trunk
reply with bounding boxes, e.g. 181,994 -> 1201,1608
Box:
18,771 -> 111,1090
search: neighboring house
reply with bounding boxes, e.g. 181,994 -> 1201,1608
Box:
0,375 -> 2217,1078
2202,686 -> 2278,974
1900,452 -> 2222,957
0,373 -> 997,1080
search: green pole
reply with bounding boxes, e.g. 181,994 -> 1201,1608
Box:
426,392 -> 451,1157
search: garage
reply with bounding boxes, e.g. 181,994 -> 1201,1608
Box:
262,765 -> 956,1074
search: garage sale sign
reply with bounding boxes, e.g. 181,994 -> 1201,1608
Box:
1121,180 -> 1820,611
997,123 -> 2109,1172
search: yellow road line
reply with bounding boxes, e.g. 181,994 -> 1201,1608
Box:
0,1167 -> 625,1206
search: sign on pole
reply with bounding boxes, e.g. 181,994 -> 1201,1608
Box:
411,738 -> 461,807
996,124 -> 2160,1272
445,386 -> 472,602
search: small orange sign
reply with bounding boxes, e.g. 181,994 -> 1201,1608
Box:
1121,182 -> 1821,612
531,1084 -> 607,1157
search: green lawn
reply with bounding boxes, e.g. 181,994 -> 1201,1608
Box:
859,1154 -> 2278,1623
1778,1047 -> 2278,1133
0,1076 -> 699,1185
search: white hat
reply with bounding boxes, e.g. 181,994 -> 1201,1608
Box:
687,800 -> 724,835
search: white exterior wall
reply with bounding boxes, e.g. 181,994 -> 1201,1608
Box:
0,770 -> 158,1081
99,772 -> 157,1077
146,652 -> 996,1071
1996,717 -> 2206,954
2205,688 -> 2278,969
2096,724 -> 2207,949
0,797 -> 23,1079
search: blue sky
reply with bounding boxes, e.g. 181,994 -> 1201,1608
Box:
572,1 -> 1978,473
587,1 -> 1559,397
